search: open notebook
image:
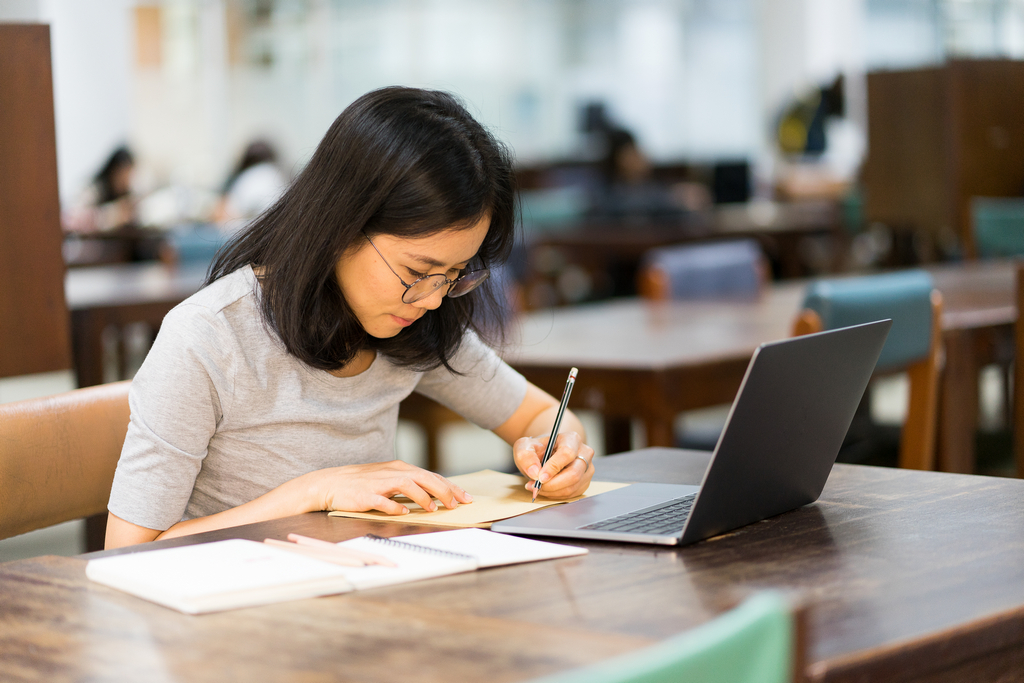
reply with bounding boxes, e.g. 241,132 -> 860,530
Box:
86,529 -> 586,615
328,469 -> 628,528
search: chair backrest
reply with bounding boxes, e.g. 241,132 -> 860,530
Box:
792,270 -> 943,470
163,223 -> 231,269
0,380 -> 130,541
527,592 -> 801,683
798,270 -> 935,373
638,239 -> 765,301
519,186 -> 589,234
971,197 -> 1024,258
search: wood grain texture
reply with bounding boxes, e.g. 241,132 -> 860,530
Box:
0,555 -> 653,683
864,67 -> 949,237
0,24 -> 71,378
0,450 -> 1011,682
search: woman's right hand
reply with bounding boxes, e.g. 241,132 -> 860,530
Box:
313,460 -> 473,515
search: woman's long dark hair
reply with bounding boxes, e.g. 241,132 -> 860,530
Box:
208,87 -> 517,373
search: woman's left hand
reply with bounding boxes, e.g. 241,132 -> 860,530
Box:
513,431 -> 595,499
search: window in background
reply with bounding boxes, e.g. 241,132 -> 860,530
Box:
130,0 -> 762,189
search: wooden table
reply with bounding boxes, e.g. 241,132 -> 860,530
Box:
4,450 -> 1024,682
928,260 -> 1016,473
509,260 -> 1018,463
508,286 -> 801,450
65,262 -> 208,387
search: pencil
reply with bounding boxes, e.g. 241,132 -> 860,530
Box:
287,533 -> 397,567
263,538 -> 367,567
532,367 -> 578,502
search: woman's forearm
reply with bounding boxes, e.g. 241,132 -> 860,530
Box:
156,471 -> 323,540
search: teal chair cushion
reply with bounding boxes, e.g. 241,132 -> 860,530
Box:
802,270 -> 933,373
167,223 -> 231,269
528,592 -> 793,683
645,239 -> 763,299
971,197 -> 1024,258
520,187 -> 588,234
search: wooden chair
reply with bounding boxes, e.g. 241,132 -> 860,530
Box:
792,271 -> 943,470
0,381 -> 130,548
527,592 -> 807,683
637,239 -> 767,301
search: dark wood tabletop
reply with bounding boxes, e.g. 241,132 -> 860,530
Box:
3,450 -> 1024,682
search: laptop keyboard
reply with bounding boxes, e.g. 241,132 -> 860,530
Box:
579,493 -> 697,535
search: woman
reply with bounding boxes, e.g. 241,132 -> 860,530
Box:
105,87 -> 595,548
63,146 -> 138,235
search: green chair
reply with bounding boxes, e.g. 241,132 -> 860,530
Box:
792,270 -> 942,470
971,197 -> 1024,258
528,592 -> 801,683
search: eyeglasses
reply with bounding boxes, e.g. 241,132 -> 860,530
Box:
363,232 -> 490,304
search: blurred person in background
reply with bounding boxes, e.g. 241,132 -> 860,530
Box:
214,139 -> 288,233
63,146 -> 138,235
62,145 -> 162,265
588,127 -> 710,223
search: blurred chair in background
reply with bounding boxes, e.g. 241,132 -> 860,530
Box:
160,222 -> 232,272
971,197 -> 1024,259
636,239 -> 766,449
637,239 -> 766,301
520,185 -> 590,235
792,270 -> 942,470
527,592 -> 805,683
0,381 -> 130,552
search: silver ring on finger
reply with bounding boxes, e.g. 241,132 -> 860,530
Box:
576,455 -> 590,472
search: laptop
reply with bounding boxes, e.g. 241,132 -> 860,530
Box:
492,319 -> 892,546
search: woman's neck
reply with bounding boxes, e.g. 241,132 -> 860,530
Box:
328,349 -> 376,378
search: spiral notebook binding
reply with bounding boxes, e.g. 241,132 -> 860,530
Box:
365,534 -> 476,561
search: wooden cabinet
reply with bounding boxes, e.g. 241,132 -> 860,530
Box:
0,24 -> 71,377
864,59 -> 1024,259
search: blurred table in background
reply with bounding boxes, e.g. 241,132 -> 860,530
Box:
509,260 -> 1018,471
507,287 -> 801,452
65,262 -> 207,387
928,260 -> 1017,473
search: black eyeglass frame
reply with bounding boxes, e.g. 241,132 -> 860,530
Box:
362,231 -> 490,304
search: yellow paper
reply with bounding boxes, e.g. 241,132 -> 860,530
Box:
328,469 -> 628,528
